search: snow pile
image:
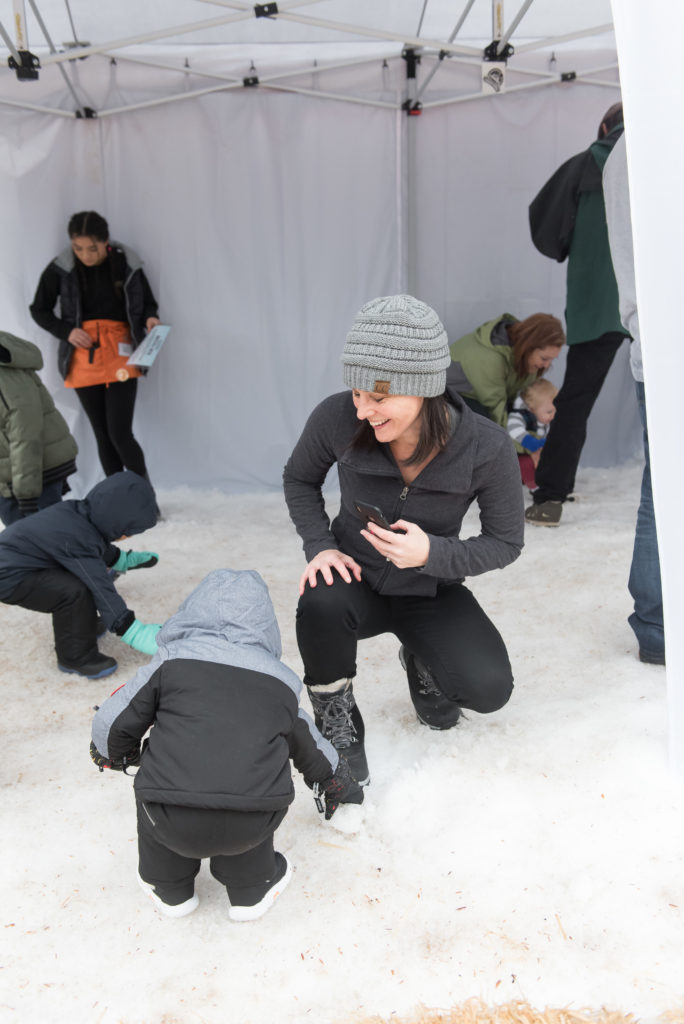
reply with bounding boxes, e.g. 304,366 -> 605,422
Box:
1,463 -> 682,1024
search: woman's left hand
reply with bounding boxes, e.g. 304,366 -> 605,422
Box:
360,519 -> 430,569
145,317 -> 160,333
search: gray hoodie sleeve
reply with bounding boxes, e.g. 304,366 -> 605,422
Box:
92,656 -> 162,759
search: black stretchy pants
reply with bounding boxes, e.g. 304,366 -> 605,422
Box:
137,801 -> 287,905
296,575 -> 513,716
532,332 -> 625,504
3,568 -> 98,667
75,379 -> 147,478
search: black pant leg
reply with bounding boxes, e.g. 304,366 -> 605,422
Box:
104,379 -> 147,477
391,583 -> 513,715
296,575 -> 394,687
75,385 -> 124,476
533,332 -> 625,503
137,802 -> 201,902
4,569 -> 98,666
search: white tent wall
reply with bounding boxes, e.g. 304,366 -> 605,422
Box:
0,48 -> 640,497
611,0 -> 684,774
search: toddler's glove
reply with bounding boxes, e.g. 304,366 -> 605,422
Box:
313,754 -> 364,820
113,549 -> 159,573
121,619 -> 161,655
90,740 -> 140,773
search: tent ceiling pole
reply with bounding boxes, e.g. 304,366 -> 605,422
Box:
497,0 -> 535,55
38,0 -> 329,67
39,10 -> 258,65
275,11 -> 482,57
422,73 -> 567,109
97,75 -> 397,117
106,48 -> 399,90
26,0 -> 88,115
515,24 -> 614,54
0,95 -> 75,115
414,0 -> 478,105
0,20 -> 21,63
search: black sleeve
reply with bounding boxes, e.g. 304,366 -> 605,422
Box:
528,152 -> 587,263
287,712 -> 336,784
29,263 -> 72,342
139,269 -> 159,321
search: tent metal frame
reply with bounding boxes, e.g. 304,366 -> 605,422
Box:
0,0 -> 618,119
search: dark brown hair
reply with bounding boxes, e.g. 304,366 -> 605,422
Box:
507,313 -> 565,377
68,210 -> 109,241
598,102 -> 623,139
350,394 -> 451,466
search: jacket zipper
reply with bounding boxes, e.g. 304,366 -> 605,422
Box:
377,485 -> 410,589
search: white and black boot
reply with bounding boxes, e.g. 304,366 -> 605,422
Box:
307,680 -> 370,787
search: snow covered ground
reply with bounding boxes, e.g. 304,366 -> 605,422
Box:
2,462 -> 683,1024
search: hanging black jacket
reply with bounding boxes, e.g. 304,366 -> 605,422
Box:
92,570 -> 338,811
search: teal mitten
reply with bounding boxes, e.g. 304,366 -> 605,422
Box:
121,619 -> 161,655
113,550 -> 159,573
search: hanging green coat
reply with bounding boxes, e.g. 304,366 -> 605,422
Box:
448,315 -> 537,430
0,331 -> 78,508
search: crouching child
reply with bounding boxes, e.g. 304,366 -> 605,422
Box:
0,470 -> 161,679
90,569 -> 363,921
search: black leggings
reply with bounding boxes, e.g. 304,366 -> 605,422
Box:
296,575 -> 513,714
75,379 -> 147,477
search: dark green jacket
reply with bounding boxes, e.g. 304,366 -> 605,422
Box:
529,126 -> 629,345
448,315 -> 537,430
0,332 -> 78,505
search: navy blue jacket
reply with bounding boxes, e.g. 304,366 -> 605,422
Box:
0,471 -> 157,633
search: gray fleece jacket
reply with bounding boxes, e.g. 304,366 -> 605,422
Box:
283,390 -> 523,596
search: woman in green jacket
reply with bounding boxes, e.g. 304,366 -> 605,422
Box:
448,313 -> 565,430
0,331 -> 77,526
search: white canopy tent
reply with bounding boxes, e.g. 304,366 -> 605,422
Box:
0,1 -> 680,771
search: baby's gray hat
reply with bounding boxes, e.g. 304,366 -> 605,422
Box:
342,294 -> 450,398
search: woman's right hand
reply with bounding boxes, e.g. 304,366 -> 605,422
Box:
299,549 -> 362,596
68,327 -> 94,349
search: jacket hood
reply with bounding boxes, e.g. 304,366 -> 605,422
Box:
83,471 -> 157,541
161,569 -> 281,655
156,569 -> 302,698
54,241 -> 144,275
0,332 -> 43,371
473,314 -> 517,351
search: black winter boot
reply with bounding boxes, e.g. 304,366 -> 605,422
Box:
399,646 -> 462,730
307,681 -> 370,786
58,651 -> 118,679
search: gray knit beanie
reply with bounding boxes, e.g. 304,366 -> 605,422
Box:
342,294 -> 450,398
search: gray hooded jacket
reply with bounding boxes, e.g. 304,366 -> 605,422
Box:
92,569 -> 338,811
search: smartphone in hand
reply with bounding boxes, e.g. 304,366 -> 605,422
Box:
353,500 -> 393,531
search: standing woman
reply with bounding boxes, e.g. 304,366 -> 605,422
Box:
283,295 -> 524,789
30,211 -> 159,483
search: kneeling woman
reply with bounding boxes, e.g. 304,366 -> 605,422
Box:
283,295 -> 524,788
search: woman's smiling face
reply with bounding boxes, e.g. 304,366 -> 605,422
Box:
352,389 -> 424,445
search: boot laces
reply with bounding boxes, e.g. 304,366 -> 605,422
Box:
415,663 -> 442,697
311,688 -> 358,748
